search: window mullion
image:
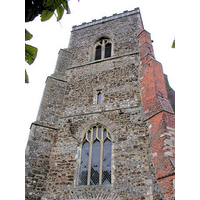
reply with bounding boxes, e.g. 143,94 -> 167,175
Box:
102,40 -> 105,59
99,127 -> 104,185
87,129 -> 93,185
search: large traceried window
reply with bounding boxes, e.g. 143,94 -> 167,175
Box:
94,37 -> 112,60
79,125 -> 112,185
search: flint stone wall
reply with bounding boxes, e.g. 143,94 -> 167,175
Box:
25,8 -> 163,200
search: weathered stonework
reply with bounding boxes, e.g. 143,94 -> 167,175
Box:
26,8 -> 175,200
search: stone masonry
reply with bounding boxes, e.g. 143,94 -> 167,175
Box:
25,8 -> 175,200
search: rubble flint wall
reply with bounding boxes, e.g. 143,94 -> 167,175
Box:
25,8 -> 165,199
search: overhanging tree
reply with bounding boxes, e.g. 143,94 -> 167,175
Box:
25,0 -> 71,83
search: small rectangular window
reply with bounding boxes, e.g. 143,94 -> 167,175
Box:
97,92 -> 101,104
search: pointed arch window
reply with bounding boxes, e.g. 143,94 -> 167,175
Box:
79,125 -> 112,185
94,38 -> 112,60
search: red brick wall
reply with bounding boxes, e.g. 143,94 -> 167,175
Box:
158,175 -> 175,200
149,113 -> 175,178
138,30 -> 175,199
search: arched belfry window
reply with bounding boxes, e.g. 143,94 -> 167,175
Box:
94,37 -> 112,60
79,125 -> 112,185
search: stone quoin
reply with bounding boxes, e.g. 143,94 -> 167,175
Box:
25,7 -> 175,200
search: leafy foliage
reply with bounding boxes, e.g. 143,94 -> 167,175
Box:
25,44 -> 38,65
25,0 -> 71,83
25,29 -> 33,41
56,5 -> 64,21
25,0 -> 70,22
41,10 -> 54,21
25,29 -> 38,83
172,39 -> 175,48
25,70 -> 29,83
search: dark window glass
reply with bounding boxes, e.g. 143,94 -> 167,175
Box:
97,92 -> 101,104
79,141 -> 90,185
90,140 -> 101,185
105,43 -> 111,58
102,139 -> 111,185
98,127 -> 102,140
103,129 -> 107,139
93,127 -> 97,140
95,45 -> 101,60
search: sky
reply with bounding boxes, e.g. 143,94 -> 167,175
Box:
25,0 -> 176,148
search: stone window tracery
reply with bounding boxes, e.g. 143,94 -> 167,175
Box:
94,37 -> 112,60
79,125 -> 112,185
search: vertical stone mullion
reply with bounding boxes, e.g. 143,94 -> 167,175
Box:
101,40 -> 105,59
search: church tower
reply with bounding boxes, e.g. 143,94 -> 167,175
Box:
25,8 -> 175,200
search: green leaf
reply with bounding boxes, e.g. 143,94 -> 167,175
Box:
25,8 -> 40,22
43,0 -> 54,8
43,0 -> 64,11
172,39 -> 175,48
41,10 -> 54,21
25,44 -> 38,65
62,0 -> 71,14
56,5 -> 64,21
25,29 -> 33,41
25,70 -> 29,83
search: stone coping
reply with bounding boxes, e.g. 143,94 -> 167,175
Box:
72,8 -> 140,31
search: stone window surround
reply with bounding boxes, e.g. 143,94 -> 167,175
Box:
89,34 -> 115,62
93,88 -> 104,105
94,38 -> 112,60
79,125 -> 112,185
75,123 -> 115,187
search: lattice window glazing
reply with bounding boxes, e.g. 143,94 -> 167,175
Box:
79,125 -> 112,185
